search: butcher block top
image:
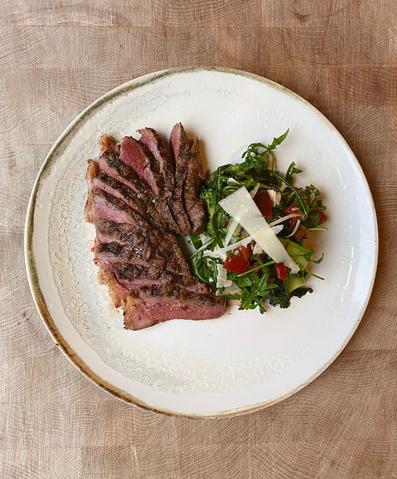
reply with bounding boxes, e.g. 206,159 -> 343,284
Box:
1,1 -> 396,478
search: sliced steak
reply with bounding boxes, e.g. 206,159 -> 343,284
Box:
183,138 -> 207,234
94,219 -> 191,277
119,136 -> 163,195
94,241 -> 166,270
169,123 -> 193,234
91,189 -> 150,229
91,172 -> 164,227
120,136 -> 180,233
98,149 -> 151,201
94,241 -> 195,280
138,282 -> 210,299
139,128 -> 176,198
86,125 -> 226,331
123,290 -> 226,330
97,272 -> 223,331
110,262 -> 171,289
103,257 -> 208,293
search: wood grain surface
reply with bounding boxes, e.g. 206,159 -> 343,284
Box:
1,1 -> 396,478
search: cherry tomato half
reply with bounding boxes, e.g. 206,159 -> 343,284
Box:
254,190 -> 273,218
275,263 -> 288,281
238,245 -> 252,261
224,253 -> 249,274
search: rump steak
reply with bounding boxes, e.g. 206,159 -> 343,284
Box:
86,126 -> 225,330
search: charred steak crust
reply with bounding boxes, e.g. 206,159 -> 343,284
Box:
92,172 -> 165,228
86,124 -> 226,330
94,220 -> 192,279
138,128 -> 181,233
91,189 -> 150,229
139,128 -> 176,195
169,123 -> 194,235
98,149 -> 151,201
119,136 -> 180,233
183,138 -> 207,234
91,191 -> 203,289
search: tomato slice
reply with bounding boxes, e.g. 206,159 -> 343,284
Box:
284,205 -> 301,229
254,190 -> 273,217
275,263 -> 288,281
318,211 -> 327,224
224,253 -> 249,274
238,245 -> 252,261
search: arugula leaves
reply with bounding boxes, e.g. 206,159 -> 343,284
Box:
189,129 -> 326,314
240,129 -> 289,171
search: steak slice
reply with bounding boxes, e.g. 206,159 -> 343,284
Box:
86,127 -> 226,331
169,123 -> 193,234
97,273 -> 224,331
91,189 -> 149,228
110,262 -> 171,289
123,289 -> 226,330
98,149 -> 151,201
183,138 -> 207,234
119,136 -> 163,195
94,241 -> 166,270
94,241 -> 195,280
91,172 -> 164,227
109,262 -> 207,293
139,128 -> 175,199
120,136 -> 180,233
94,220 -> 191,277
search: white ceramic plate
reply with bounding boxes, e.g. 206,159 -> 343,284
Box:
25,67 -> 378,417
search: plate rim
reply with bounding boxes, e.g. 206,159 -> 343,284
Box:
24,66 -> 379,418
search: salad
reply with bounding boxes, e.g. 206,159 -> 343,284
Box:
188,130 -> 327,313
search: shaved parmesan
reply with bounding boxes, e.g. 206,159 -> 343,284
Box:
270,213 -> 301,227
216,264 -> 232,289
199,233 -> 211,243
203,236 -> 252,260
286,219 -> 301,238
272,225 -> 284,235
250,182 -> 261,199
219,187 -> 300,273
224,183 -> 260,246
268,189 -> 281,206
224,219 -> 239,247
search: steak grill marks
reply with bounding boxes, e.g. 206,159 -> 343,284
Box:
86,125 -> 225,329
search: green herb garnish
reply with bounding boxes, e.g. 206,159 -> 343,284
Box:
188,130 -> 326,314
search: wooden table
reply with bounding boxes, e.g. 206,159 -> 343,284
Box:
1,1 -> 396,477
